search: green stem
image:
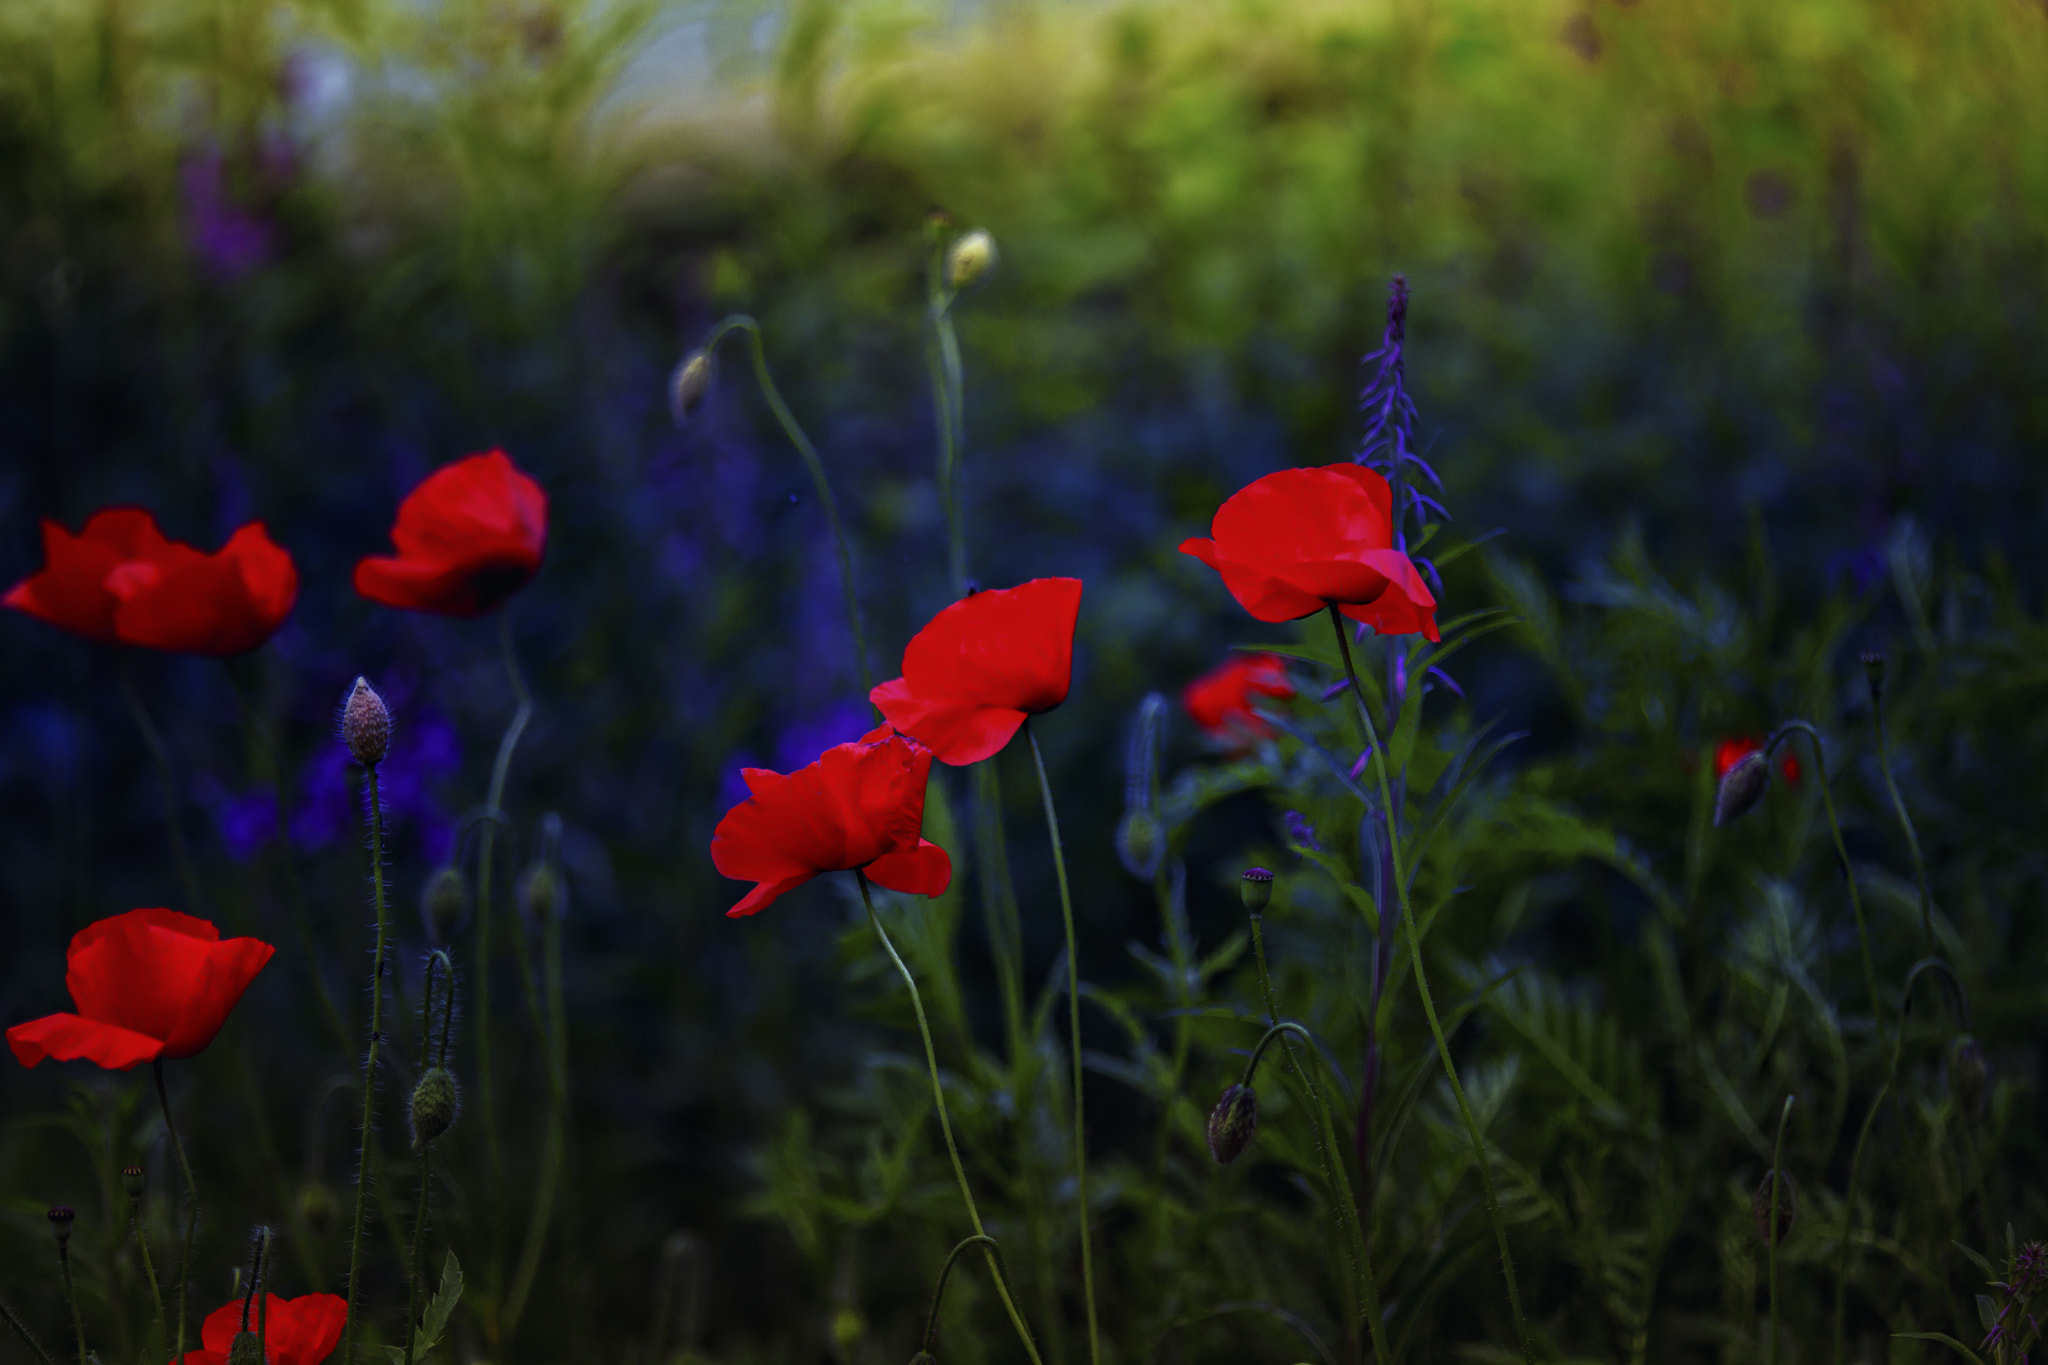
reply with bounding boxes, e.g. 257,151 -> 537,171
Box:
120,657 -> 204,916
1332,607 -> 1532,1364
1025,723 -> 1101,1365
57,1237 -> 85,1365
154,1058 -> 199,1362
855,872 -> 1045,1365
924,238 -> 968,597
503,877 -> 570,1340
342,765 -> 393,1365
920,1235 -> 1003,1355
404,953 -> 447,1365
130,1183 -> 168,1359
1870,687 -> 1934,954
1768,1095 -> 1794,1365
0,1293 -> 57,1365
702,314 -> 873,695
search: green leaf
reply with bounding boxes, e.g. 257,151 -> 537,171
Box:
1976,1294 -> 1999,1334
1891,1332 -> 1988,1364
409,1252 -> 465,1363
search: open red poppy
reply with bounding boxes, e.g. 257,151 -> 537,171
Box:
869,577 -> 1082,766
712,726 -> 952,917
1183,652 -> 1294,743
1179,464 -> 1438,641
354,450 -> 547,617
7,909 -> 275,1071
178,1294 -> 348,1365
4,509 -> 298,657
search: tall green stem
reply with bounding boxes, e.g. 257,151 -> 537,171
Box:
405,953 -> 452,1365
343,765 -> 393,1365
1870,685 -> 1934,954
56,1232 -> 85,1365
504,859 -> 570,1341
1331,607 -> 1532,1363
854,872 -> 1045,1365
0,1293 -> 58,1365
925,238 -> 968,596
702,314 -> 873,695
129,1176 -> 167,1357
120,658 -> 203,916
1767,1095 -> 1794,1365
1024,724 -> 1101,1365
153,1058 -> 199,1361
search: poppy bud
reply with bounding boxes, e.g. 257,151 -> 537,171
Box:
910,1355 -> 937,1365
944,230 -> 997,291
46,1206 -> 74,1243
1713,750 -> 1771,827
226,1333 -> 262,1365
518,861 -> 560,927
1752,1168 -> 1797,1246
1948,1034 -> 1989,1123
1241,867 -> 1274,916
409,1066 -> 460,1149
1115,809 -> 1162,881
298,1182 -> 339,1236
341,677 -> 391,767
1860,650 -> 1886,706
668,349 -> 715,426
1206,1083 -> 1258,1164
121,1165 -> 145,1202
421,864 -> 471,946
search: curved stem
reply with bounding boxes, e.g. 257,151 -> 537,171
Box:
703,314 -> 873,695
154,1058 -> 199,1362
854,872 -> 1045,1365
1332,607 -> 1532,1363
342,765 -> 393,1365
1768,1095 -> 1794,1365
920,1234 -> 1003,1355
1870,687 -> 1934,954
120,657 -> 203,916
1025,723 -> 1101,1365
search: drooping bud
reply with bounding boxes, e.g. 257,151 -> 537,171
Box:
1206,1083 -> 1259,1164
409,1067 -> 460,1149
298,1183 -> 339,1236
1240,867 -> 1274,916
1713,750 -> 1771,827
668,349 -> 715,426
121,1165 -> 145,1202
1948,1035 -> 1989,1123
46,1206 -> 75,1244
341,677 -> 391,767
517,861 -> 560,927
1752,1168 -> 1798,1246
421,864 -> 471,946
1860,650 -> 1887,707
944,230 -> 997,291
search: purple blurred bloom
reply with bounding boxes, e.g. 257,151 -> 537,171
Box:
209,784 -> 278,863
1284,810 -> 1323,853
292,709 -> 459,861
181,148 -> 273,279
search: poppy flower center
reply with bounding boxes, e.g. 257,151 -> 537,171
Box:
103,560 -> 163,601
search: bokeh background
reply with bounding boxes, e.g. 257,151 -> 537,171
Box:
2,0 -> 2046,1359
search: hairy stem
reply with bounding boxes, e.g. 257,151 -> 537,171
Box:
0,1292 -> 58,1365
154,1058 -> 200,1361
130,1182 -> 168,1359
343,765 -> 393,1365
56,1237 -> 85,1365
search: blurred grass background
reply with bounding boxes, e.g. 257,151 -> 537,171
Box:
2,0 -> 2046,1358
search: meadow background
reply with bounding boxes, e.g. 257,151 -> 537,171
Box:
3,0 -> 2048,1360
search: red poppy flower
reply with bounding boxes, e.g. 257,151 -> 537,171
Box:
869,577 -> 1082,766
354,450 -> 547,617
1179,464 -> 1439,641
1715,735 -> 1800,785
712,726 -> 952,917
1183,652 -> 1294,743
4,509 -> 298,657
178,1294 -> 348,1365
7,909 -> 275,1071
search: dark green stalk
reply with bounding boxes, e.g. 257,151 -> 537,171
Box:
154,1058 -> 200,1361
1768,1096 -> 1794,1365
405,953 -> 451,1365
1869,679 -> 1934,954
55,1230 -> 85,1365
120,656 -> 203,916
1025,723 -> 1101,1365
919,1234 -> 1004,1356
1332,606 -> 1533,1363
854,872 -> 1045,1365
129,1176 -> 168,1358
702,314 -> 873,694
342,765 -> 393,1365
504,869 -> 570,1340
0,1292 -> 58,1365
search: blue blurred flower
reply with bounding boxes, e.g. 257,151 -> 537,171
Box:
181,147 -> 273,279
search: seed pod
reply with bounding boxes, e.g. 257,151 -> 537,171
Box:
121,1165 -> 145,1202
1949,1034 -> 1989,1123
1240,867 -> 1274,916
409,1067 -> 461,1150
944,230 -> 997,291
46,1206 -> 74,1243
226,1333 -> 263,1365
668,349 -> 715,426
1752,1168 -> 1798,1246
420,864 -> 471,946
1713,750 -> 1771,827
1206,1083 -> 1259,1165
341,677 -> 391,767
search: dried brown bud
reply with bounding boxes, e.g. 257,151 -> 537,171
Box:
1949,1035 -> 1989,1123
1240,867 -> 1274,916
1206,1083 -> 1259,1164
1752,1168 -> 1798,1246
341,677 -> 391,767
1713,750 -> 1771,827
668,349 -> 715,425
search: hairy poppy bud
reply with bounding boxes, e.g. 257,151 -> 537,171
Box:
1949,1035 -> 1989,1123
298,1182 -> 339,1236
1713,750 -> 1771,827
410,1067 -> 460,1149
121,1165 -> 145,1202
226,1333 -> 263,1365
910,1355 -> 937,1365
1207,1083 -> 1258,1164
421,864 -> 470,946
944,230 -> 997,291
1752,1168 -> 1797,1246
669,349 -> 715,425
1241,867 -> 1274,916
46,1206 -> 74,1243
1860,650 -> 1887,706
341,677 -> 390,767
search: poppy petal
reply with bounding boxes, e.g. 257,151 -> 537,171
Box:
58,909 -> 271,1065
356,451 -> 546,617
114,523 -> 297,657
725,873 -> 815,918
865,839 -> 953,899
7,1013 -> 166,1070
870,679 -> 1028,767
264,1293 -> 350,1365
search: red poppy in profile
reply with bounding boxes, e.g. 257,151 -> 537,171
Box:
1715,735 -> 1800,785
1184,652 -> 1294,743
1179,464 -> 1439,641
179,1294 -> 348,1365
7,909 -> 275,1071
869,577 -> 1082,766
4,509 -> 298,657
712,726 -> 952,917
354,450 -> 547,617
